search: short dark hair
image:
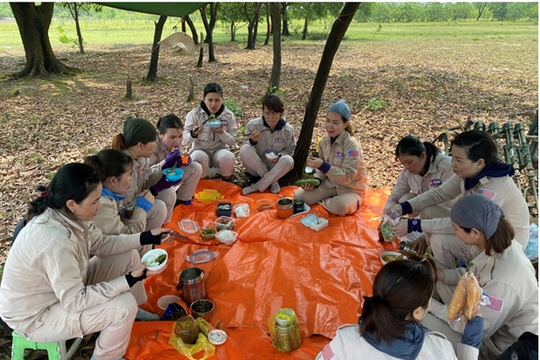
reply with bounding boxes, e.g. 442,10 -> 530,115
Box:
360,259 -> 436,344
27,163 -> 100,222
451,130 -> 499,165
84,149 -> 132,183
203,83 -> 223,97
157,114 -> 183,134
262,94 -> 284,114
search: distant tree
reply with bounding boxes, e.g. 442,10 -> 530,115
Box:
220,2 -> 247,42
199,3 -> 218,62
474,2 -> 489,21
370,2 -> 393,23
184,15 -> 199,45
264,2 -> 271,45
281,2 -> 290,36
244,2 -> 262,50
285,3 -> 359,183
353,3 -> 374,22
58,3 -> 102,54
524,2 -> 538,21
269,2 -> 281,90
424,2 -> 449,22
289,3 -> 329,40
450,3 -> 475,21
146,15 -> 167,81
506,2 -> 532,21
489,2 -> 508,21
9,2 -> 74,78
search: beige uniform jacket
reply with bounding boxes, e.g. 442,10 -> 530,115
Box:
0,209 -> 141,335
93,195 -> 147,235
119,150 -> 161,209
315,324 -> 478,360
438,241 -> 538,359
407,174 -> 530,248
384,154 -> 454,212
242,117 -> 296,157
183,106 -> 237,154
315,131 -> 368,196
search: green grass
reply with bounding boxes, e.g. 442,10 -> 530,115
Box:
0,18 -> 537,49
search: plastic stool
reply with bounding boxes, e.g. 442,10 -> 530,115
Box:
11,331 -> 82,360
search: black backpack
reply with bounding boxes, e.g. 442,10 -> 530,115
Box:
495,332 -> 538,360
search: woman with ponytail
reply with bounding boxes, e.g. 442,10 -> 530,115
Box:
378,135 -> 453,243
183,83 -> 238,181
423,194 -> 538,360
0,163 -> 172,360
317,259 -> 482,360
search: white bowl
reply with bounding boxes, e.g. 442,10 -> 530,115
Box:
265,151 -> 279,160
141,248 -> 168,271
216,230 -> 238,245
157,295 -> 181,310
380,251 -> 406,265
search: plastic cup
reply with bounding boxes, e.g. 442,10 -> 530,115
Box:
161,302 -> 187,321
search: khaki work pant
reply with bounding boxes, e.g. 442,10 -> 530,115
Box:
239,145 -> 294,192
294,183 -> 363,216
25,250 -> 146,360
191,149 -> 235,178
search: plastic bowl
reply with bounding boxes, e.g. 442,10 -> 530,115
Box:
380,251 -> 406,265
141,248 -> 168,271
158,295 -> 182,310
265,150 -> 279,161
256,199 -> 273,211
162,168 -> 184,182
207,119 -> 222,129
216,230 -> 238,245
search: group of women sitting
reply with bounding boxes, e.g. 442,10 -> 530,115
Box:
0,81 -> 535,360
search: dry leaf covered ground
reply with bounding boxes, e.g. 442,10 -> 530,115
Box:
0,24 -> 538,360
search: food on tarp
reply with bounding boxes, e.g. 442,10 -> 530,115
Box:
381,254 -> 404,263
218,204 -> 231,210
294,179 -> 320,187
200,227 -> 216,241
447,273 -> 468,320
465,272 -> 481,320
145,254 -> 167,268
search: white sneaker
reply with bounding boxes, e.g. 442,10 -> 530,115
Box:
270,182 -> 281,194
242,184 -> 259,196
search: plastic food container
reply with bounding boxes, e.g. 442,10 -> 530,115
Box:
208,329 -> 227,345
195,189 -> 223,203
215,216 -> 234,231
200,226 -> 216,241
157,295 -> 182,310
256,199 -> 273,211
216,202 -> 232,217
141,248 -> 168,271
216,230 -> 238,245
162,168 -> 184,182
265,150 -> 279,161
234,203 -> 250,218
179,219 -> 199,233
187,249 -> 217,264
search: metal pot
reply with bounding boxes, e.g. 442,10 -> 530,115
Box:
276,197 -> 294,219
176,267 -> 206,305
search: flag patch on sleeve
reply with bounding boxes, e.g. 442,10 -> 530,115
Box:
478,189 -> 497,200
347,149 -> 359,157
483,292 -> 504,312
321,344 -> 335,360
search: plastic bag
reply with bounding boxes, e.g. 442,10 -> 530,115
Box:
381,209 -> 400,242
524,223 -> 538,261
169,327 -> 215,360
268,308 -> 302,352
447,272 -> 483,330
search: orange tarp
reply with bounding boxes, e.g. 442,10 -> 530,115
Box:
127,180 -> 394,360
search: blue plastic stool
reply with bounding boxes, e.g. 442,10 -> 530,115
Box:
11,331 -> 82,360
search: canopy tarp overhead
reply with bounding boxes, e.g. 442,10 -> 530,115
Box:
99,2 -> 207,17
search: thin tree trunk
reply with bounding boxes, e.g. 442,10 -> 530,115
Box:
264,2 -> 270,45
10,2 -> 74,78
285,3 -> 360,182
269,2 -> 281,91
67,3 -> 85,54
245,3 -> 262,50
185,15 -> 198,45
302,16 -> 308,40
230,21 -> 236,42
199,6 -> 216,62
196,32 -> 204,67
281,2 -> 290,36
181,17 -> 186,33
146,15 -> 167,81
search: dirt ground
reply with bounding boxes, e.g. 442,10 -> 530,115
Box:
0,33 -> 537,359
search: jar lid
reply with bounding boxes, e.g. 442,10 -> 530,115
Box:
187,249 -> 217,264
208,329 -> 227,345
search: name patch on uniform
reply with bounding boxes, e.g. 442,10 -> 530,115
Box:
220,120 -> 228,125
482,292 -> 504,312
275,138 -> 285,143
430,179 -> 442,187
335,152 -> 344,159
347,149 -> 359,157
479,189 -> 497,200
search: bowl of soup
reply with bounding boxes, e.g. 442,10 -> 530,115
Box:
380,251 -> 406,265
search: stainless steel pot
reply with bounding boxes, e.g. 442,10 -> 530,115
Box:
176,267 -> 206,304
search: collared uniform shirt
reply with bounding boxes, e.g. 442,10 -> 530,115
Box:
242,117 -> 296,157
183,105 -> 237,154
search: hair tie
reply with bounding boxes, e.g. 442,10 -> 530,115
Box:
40,188 -> 49,198
371,295 -> 385,304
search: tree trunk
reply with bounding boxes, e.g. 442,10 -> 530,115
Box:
68,3 -> 85,54
284,2 -> 359,183
476,3 -> 488,21
245,3 -> 262,50
199,6 -> 216,62
281,2 -> 290,36
269,2 -> 281,91
264,2 -> 270,46
302,16 -> 308,40
185,15 -> 198,45
245,3 -> 254,49
10,2 -> 74,78
181,17 -> 186,33
196,32 -> 204,68
230,21 -> 235,42
145,15 -> 167,81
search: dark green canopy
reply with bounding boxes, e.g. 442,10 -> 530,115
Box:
100,2 -> 207,17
